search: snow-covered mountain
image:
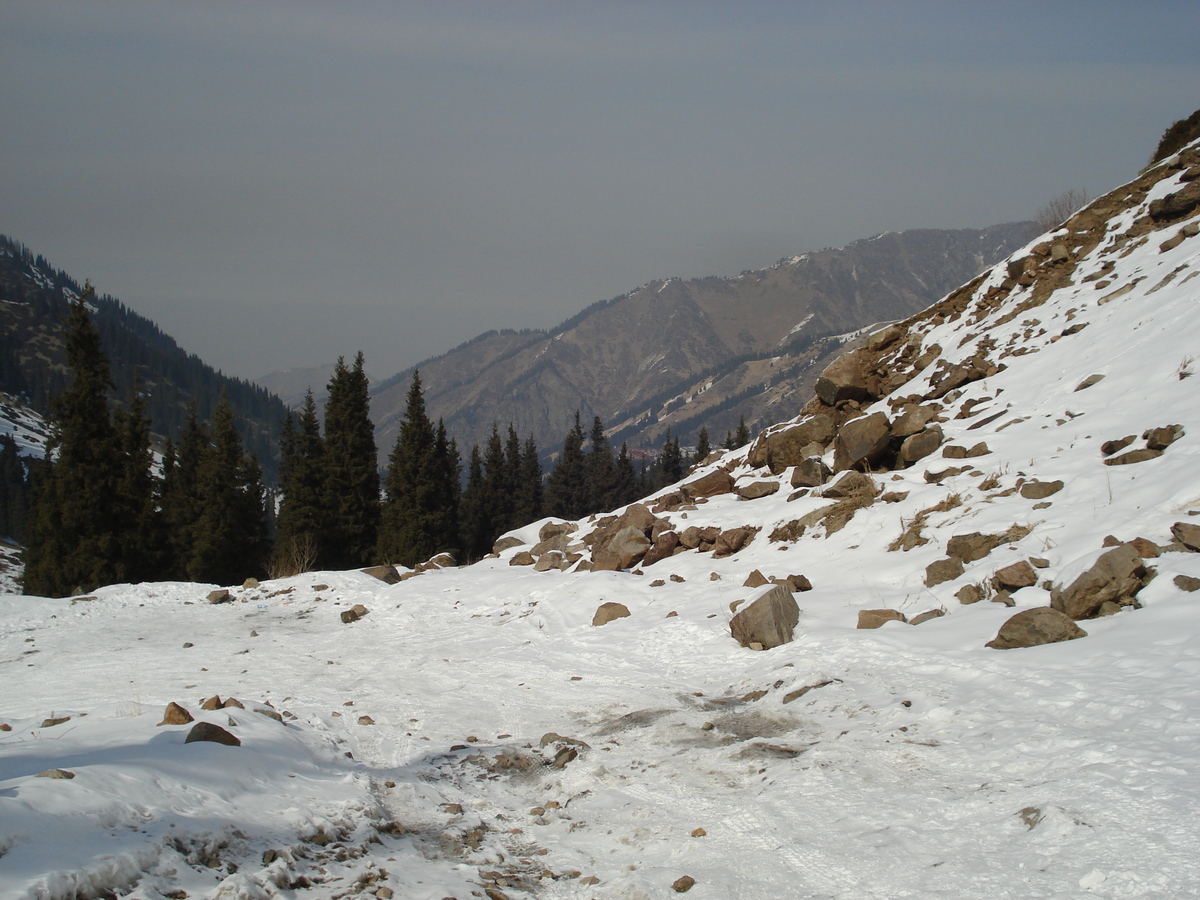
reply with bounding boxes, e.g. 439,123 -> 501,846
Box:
2,142 -> 1199,899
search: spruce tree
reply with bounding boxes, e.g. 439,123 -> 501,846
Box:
733,416 -> 750,449
377,371 -> 455,566
612,441 -> 639,508
24,287 -> 124,596
113,378 -> 163,582
161,407 -> 207,579
274,389 -> 326,574
480,424 -> 512,538
585,415 -> 617,512
322,353 -> 379,568
459,444 -> 490,561
514,434 -> 543,526
0,435 -> 31,543
545,412 -> 587,520
694,426 -> 711,463
658,428 -> 684,486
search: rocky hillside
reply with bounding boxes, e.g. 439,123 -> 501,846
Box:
3,141 -> 1199,899
358,222 -> 1031,460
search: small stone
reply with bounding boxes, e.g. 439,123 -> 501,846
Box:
1101,435 -> 1136,456
1174,574 -> 1200,592
672,875 -> 697,893
184,722 -> 241,747
743,569 -> 769,588
666,611 -> 678,617
1074,374 -> 1105,391
925,556 -> 964,587
158,702 -> 194,726
207,589 -> 231,604
1030,557 -> 1050,569
857,609 -> 907,629
40,716 -> 70,728
358,715 -> 375,725
200,695 -> 222,710
670,574 -> 685,582
691,827 -> 707,837
956,584 -> 985,604
579,876 -> 600,886
909,608 -> 945,626
340,604 -> 369,624
1020,480 -> 1064,499
592,602 -> 631,626
243,577 -> 260,589
182,642 -> 194,648
36,768 -> 75,779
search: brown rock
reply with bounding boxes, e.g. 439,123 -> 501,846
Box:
737,480 -> 781,500
832,412 -> 891,473
748,414 -> 837,472
642,530 -> 680,567
947,532 -> 1006,562
1104,448 -> 1163,466
1100,435 -> 1136,456
184,722 -> 241,747
909,608 -> 946,626
1171,521 -> 1200,551
941,444 -> 968,459
743,569 -> 769,588
509,550 -> 535,566
680,469 -> 735,499
200,696 -> 223,711
993,560 -> 1037,591
956,584 -> 985,604
730,583 -> 799,649
925,556 -> 964,587
821,470 -> 876,499
592,526 -> 652,571
36,767 -> 76,779
492,535 -> 525,554
1020,480 -> 1064,500
158,702 -> 194,726
1051,544 -> 1151,619
592,602 -> 631,627
207,589 -> 231,604
776,573 -> 813,592
340,604 -> 369,624
965,442 -> 991,458
712,527 -> 756,559
857,609 -> 907,628
815,353 -> 876,407
1144,425 -> 1184,450
891,403 -> 941,438
672,875 -> 697,893
1174,575 -> 1200,592
986,607 -> 1087,650
538,521 -> 577,542
679,525 -> 719,549
790,456 -> 832,489
1129,537 -> 1160,559
361,565 -> 400,584
897,426 -> 944,467
41,716 -> 71,728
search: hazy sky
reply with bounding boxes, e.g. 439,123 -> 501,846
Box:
3,2 -> 1197,384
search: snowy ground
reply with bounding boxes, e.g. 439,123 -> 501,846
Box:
3,149 -> 1200,899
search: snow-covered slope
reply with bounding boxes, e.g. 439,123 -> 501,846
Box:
3,146 -> 1200,899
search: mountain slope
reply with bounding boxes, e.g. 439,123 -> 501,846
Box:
363,222 -> 1032,459
2,141 -> 1198,899
0,237 -> 288,478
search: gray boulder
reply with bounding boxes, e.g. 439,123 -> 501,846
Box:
832,412 -> 891,472
897,426 -> 944,467
1050,544 -> 1151,619
748,415 -> 836,472
790,457 -> 832,489
592,526 -> 652,571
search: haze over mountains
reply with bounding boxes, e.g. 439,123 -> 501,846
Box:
262,222 -> 1032,462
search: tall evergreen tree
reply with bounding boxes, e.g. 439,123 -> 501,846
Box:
658,428 -> 684,486
514,433 -> 543,526
186,394 -> 268,584
322,353 -> 379,568
612,441 -> 639,509
694,426 -> 711,463
459,444 -> 490,561
585,415 -> 617,512
0,435 -> 32,543
274,389 -> 326,573
545,412 -> 588,520
24,287 -> 124,596
724,415 -> 750,450
161,407 -> 208,579
113,377 -> 163,582
377,371 -> 457,566
480,424 -> 512,538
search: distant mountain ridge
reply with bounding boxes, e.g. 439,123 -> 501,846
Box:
0,235 -> 288,479
358,222 -> 1033,462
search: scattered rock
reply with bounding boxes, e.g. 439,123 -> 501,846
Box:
1144,425 -> 1184,451
821,471 -> 876,499
897,426 -> 944,467
492,535 -> 525,554
1171,521 -> 1200,551
1174,575 -> 1200,592
158,702 -> 194,726
691,827 -> 707,837
358,716 -> 375,726
857,609 -> 907,629
748,415 -> 837,473
790,456 -> 832,489
680,469 -> 735,499
924,557 -> 964,587
1128,537 -> 1160,559
361,565 -> 400,584
986,608 -> 1087,650
340,604 -> 369,624
743,569 -> 769,588
948,531 -> 1011,563
909,608 -> 946,626
815,354 -> 876,407
1074,374 -> 1105,391
1051,544 -> 1152,619
242,577 -> 259,589
1101,435 -> 1136,456
1104,448 -> 1163,466
40,716 -> 70,728
207,589 -> 231,604
993,560 -> 1037,591
200,696 -> 223,711
890,403 -> 941,438
184,722 -> 241,747
737,480 -> 781,500
712,527 -> 757,559
642,531 -> 680,567
956,584 -> 985,604
1020,480 -> 1064,500
592,602 -> 631,627
509,550 -> 535,566
1030,557 -> 1050,568
774,573 -> 813,592
36,768 -> 75,779
832,412 -> 891,472
729,583 -> 800,650
672,875 -> 697,893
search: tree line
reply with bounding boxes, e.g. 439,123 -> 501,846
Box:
20,292 -> 747,595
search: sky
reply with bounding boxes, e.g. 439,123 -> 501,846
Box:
2,1 -> 1197,385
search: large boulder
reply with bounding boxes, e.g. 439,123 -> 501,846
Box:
947,531 -> 1006,563
492,535 -> 525,554
832,412 -> 891,473
592,602 -> 631,626
1171,521 -> 1200,551
712,527 -> 756,559
361,565 -> 400,584
1050,544 -> 1151,619
747,415 -> 836,472
184,722 -> 241,747
729,583 -> 800,650
641,530 -> 680,567
986,608 -> 1087,650
592,526 -> 652,571
820,471 -> 876,499
890,403 -> 941,438
925,557 -> 964,587
896,426 -> 944,467
790,457 -> 832,489
815,354 -> 875,407
993,560 -> 1038,592
737,481 -> 781,500
680,469 -> 735,499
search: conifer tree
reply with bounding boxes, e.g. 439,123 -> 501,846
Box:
732,416 -> 750,449
377,371 -> 457,566
459,444 -> 490,561
274,389 -> 326,573
113,378 -> 163,582
480,424 -> 512,537
694,426 -> 711,463
161,407 -> 207,579
658,428 -> 684,486
24,287 -> 124,596
0,435 -> 32,543
585,415 -> 617,512
545,412 -> 588,520
186,394 -> 267,584
612,441 -> 639,509
514,433 -> 543,526
322,353 -> 379,568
